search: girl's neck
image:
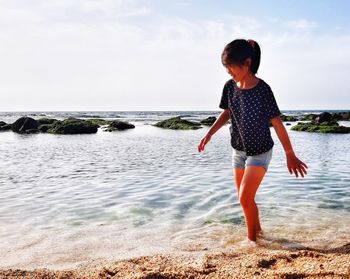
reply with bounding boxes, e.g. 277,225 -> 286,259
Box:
236,74 -> 259,90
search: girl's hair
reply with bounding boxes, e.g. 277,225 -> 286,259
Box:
221,39 -> 261,74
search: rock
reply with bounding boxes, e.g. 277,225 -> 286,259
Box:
286,123 -> 291,126
300,111 -> 350,122
38,124 -> 52,132
257,258 -> 277,269
153,116 -> 202,130
11,117 -> 39,134
37,118 -> 59,125
340,111 -> 350,120
103,121 -> 135,132
300,114 -> 318,121
280,114 -> 298,122
332,111 -> 350,121
291,122 -> 350,133
46,118 -> 98,134
87,118 -> 113,126
25,129 -> 40,134
200,116 -> 217,125
0,121 -> 11,131
315,112 -> 332,124
37,118 -> 59,133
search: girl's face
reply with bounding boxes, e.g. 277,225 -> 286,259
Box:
224,58 -> 251,82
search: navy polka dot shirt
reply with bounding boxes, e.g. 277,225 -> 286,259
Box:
219,78 -> 281,156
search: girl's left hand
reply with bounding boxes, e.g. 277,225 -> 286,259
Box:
286,153 -> 308,178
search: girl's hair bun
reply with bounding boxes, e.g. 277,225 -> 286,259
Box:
247,39 -> 255,49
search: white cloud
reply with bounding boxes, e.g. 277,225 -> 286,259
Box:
284,19 -> 318,31
0,2 -> 349,110
43,0 -> 151,19
0,0 -> 151,24
0,6 -> 43,24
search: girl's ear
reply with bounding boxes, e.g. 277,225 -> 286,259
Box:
244,58 -> 252,68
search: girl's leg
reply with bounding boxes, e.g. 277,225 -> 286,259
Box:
238,166 -> 266,241
233,168 -> 262,236
232,168 -> 245,194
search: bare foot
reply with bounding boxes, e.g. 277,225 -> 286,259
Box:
239,239 -> 257,248
257,230 -> 264,238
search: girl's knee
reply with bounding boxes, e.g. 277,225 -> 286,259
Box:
239,192 -> 254,208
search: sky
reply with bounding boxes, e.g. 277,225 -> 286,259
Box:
0,0 -> 350,111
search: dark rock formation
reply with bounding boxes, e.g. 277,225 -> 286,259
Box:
280,114 -> 298,122
11,117 -> 39,134
103,121 -> 135,132
37,118 -> 59,125
37,118 -> 59,132
46,118 -> 98,134
87,118 -> 113,126
153,116 -> 202,130
339,111 -> 350,120
200,116 -> 217,126
300,114 -> 318,121
0,121 -> 11,131
314,112 -> 333,124
300,111 -> 350,122
38,124 -> 51,132
291,122 -> 350,133
328,111 -> 350,121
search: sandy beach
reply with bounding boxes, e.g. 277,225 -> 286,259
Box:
1,243 -> 349,279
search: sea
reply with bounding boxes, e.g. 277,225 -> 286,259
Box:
0,110 -> 349,270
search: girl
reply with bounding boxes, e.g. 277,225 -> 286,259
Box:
197,39 -> 308,244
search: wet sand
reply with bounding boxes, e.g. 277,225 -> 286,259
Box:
1,243 -> 349,279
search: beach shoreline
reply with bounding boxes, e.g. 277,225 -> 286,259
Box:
1,243 -> 349,279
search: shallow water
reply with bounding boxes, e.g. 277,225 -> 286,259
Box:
0,111 -> 349,269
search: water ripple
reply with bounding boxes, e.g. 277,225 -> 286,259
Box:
0,121 -> 349,269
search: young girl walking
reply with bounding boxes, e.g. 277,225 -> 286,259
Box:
197,39 -> 308,244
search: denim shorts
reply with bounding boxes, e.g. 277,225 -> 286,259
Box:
231,147 -> 273,171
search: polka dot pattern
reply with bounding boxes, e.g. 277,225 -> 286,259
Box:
219,78 -> 281,156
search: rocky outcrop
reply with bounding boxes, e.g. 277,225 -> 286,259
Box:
103,121 -> 135,132
86,118 -> 113,126
314,112 -> 333,124
153,116 -> 202,130
45,118 -> 98,134
0,121 -> 11,131
291,122 -> 350,133
300,114 -> 318,121
4,117 -> 137,134
200,116 -> 217,126
300,111 -> 350,122
280,114 -> 298,122
11,117 -> 39,134
37,118 -> 59,125
331,111 -> 350,121
37,118 -> 59,132
291,111 -> 350,134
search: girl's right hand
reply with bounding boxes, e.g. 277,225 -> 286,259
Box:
198,134 -> 212,152
286,153 -> 308,178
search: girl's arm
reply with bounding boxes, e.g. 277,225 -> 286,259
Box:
271,116 -> 308,178
198,109 -> 230,152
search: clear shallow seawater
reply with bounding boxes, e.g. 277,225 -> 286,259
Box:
0,110 -> 349,270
